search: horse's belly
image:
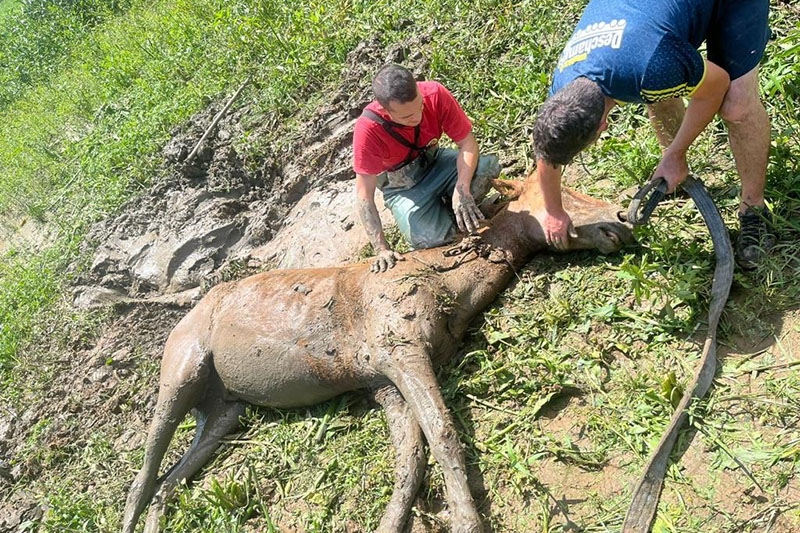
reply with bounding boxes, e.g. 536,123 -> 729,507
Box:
211,333 -> 365,409
205,269 -> 373,407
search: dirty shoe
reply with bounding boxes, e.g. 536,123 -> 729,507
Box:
735,206 -> 776,269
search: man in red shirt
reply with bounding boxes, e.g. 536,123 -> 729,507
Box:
353,64 -> 500,272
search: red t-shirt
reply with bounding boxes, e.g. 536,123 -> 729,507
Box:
352,81 -> 473,176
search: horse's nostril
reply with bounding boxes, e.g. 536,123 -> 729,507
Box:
605,229 -> 620,246
617,210 -> 628,223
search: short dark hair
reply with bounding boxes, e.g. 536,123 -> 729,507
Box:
533,77 -> 606,166
372,64 -> 418,108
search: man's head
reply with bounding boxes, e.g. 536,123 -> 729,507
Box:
533,77 -> 607,166
372,64 -> 423,127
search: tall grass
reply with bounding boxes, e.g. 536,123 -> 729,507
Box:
0,0 -> 133,109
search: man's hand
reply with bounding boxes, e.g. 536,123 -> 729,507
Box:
452,185 -> 484,233
534,160 -> 576,250
653,150 -> 689,193
371,249 -> 404,273
539,209 -> 577,250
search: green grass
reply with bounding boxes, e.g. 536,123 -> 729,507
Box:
0,0 -> 21,23
0,0 -> 799,531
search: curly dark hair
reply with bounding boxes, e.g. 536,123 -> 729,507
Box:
533,77 -> 606,166
372,64 -> 418,108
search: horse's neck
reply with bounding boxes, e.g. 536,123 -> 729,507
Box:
437,207 -> 544,337
481,204 -> 543,268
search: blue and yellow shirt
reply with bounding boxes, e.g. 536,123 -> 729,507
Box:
551,0 -> 717,104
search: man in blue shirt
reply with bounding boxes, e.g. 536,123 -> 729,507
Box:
533,0 -> 774,269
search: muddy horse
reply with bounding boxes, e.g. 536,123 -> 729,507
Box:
122,173 -> 634,533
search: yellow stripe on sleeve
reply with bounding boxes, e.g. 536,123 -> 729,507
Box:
685,60 -> 708,98
641,60 -> 706,103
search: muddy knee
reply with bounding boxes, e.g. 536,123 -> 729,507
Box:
719,72 -> 764,126
402,204 -> 456,249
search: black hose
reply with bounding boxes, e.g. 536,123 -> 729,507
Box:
622,175 -> 734,532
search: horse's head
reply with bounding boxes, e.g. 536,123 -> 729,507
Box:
490,174 -> 634,254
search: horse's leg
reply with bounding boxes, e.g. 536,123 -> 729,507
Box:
122,342 -> 211,533
372,384 -> 426,533
374,348 -> 482,533
142,387 -> 246,533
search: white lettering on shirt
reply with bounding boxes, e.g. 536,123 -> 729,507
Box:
557,19 -> 627,71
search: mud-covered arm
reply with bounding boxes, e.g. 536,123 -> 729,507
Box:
355,172 -> 404,272
535,160 -> 576,250
654,60 -> 730,192
452,132 -> 483,233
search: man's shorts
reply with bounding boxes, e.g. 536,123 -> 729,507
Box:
707,0 -> 770,80
382,149 -> 501,249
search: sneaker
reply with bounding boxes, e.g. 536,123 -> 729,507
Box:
735,206 -> 776,269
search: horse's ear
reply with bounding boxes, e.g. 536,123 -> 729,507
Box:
490,178 -> 524,200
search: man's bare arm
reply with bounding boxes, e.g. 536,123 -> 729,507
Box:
535,160 -> 576,249
355,172 -> 403,272
355,173 -> 388,250
655,60 -> 730,191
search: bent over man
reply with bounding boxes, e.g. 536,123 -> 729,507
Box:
353,64 -> 500,272
532,0 -> 774,269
